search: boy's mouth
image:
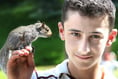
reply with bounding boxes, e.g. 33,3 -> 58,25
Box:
74,54 -> 92,60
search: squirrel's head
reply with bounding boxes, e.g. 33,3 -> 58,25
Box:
35,22 -> 52,38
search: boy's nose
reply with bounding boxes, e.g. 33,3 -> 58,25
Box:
77,39 -> 90,55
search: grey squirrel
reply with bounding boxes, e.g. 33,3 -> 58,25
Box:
0,21 -> 52,73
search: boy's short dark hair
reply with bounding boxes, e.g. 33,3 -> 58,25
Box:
62,0 -> 116,30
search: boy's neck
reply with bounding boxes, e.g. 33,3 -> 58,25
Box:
68,61 -> 103,79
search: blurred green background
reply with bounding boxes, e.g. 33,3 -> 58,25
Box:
0,0 -> 118,66
0,0 -> 66,66
0,0 -> 118,79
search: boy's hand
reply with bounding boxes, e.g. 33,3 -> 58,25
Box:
7,46 -> 35,79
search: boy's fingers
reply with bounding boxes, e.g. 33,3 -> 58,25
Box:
12,50 -> 19,56
25,46 -> 33,52
21,49 -> 29,56
10,48 -> 34,66
27,53 -> 35,68
11,50 -> 27,63
12,50 -> 25,56
7,55 -> 20,69
9,55 -> 19,63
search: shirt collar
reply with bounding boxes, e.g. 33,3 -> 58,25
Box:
55,59 -> 75,79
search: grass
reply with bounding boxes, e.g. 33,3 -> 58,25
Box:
0,65 -> 55,79
0,70 -> 7,79
113,68 -> 118,78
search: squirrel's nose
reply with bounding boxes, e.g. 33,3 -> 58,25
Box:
47,30 -> 52,37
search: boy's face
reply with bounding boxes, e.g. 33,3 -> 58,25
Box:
58,11 -> 117,69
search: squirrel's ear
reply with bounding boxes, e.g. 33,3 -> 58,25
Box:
58,22 -> 65,41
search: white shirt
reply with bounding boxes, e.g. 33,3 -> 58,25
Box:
31,59 -> 117,79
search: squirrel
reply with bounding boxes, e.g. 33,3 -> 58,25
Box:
0,21 -> 52,73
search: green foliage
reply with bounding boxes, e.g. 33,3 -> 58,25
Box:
33,38 -> 65,66
111,37 -> 118,58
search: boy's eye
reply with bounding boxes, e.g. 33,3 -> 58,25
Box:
90,35 -> 102,39
71,32 -> 81,37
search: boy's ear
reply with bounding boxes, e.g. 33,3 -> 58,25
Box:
106,29 -> 117,46
58,22 -> 65,40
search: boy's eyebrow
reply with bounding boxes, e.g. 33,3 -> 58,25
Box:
68,29 -> 102,34
68,29 -> 82,32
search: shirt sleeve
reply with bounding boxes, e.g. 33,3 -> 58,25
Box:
31,71 -> 37,79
